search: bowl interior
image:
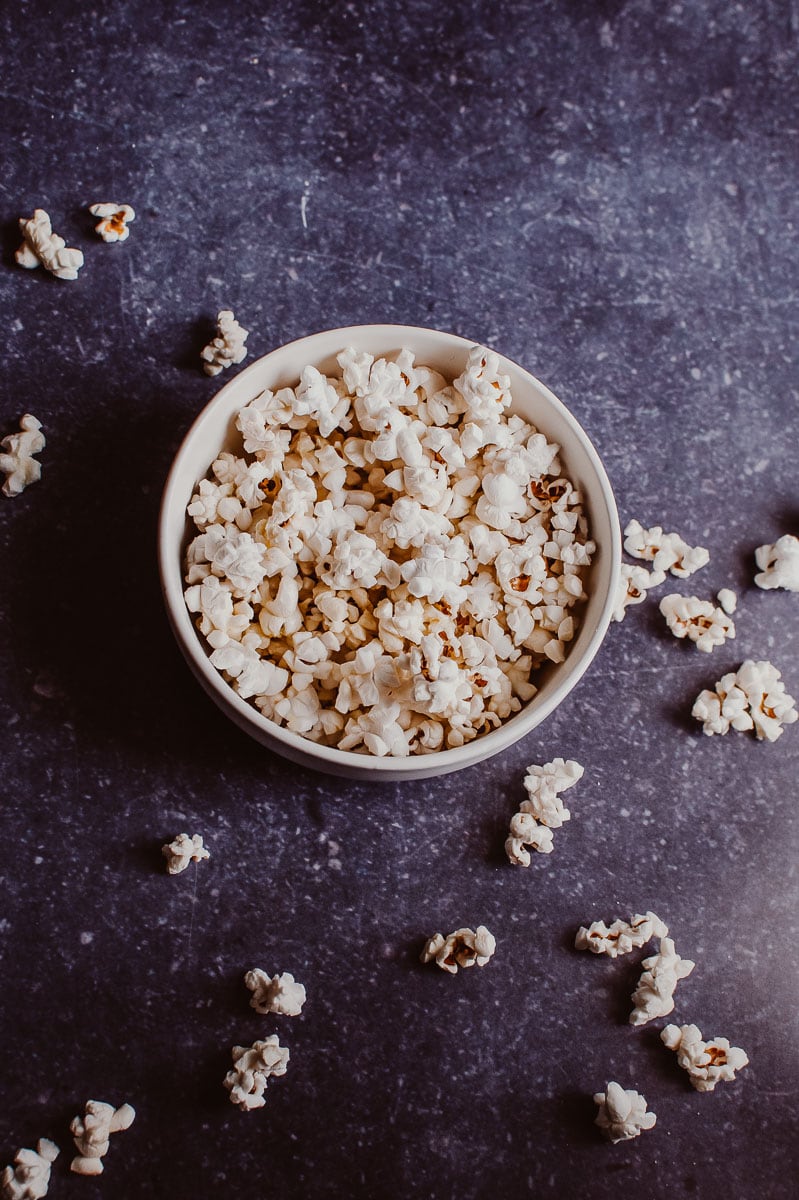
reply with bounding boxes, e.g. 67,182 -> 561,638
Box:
159,325 -> 621,780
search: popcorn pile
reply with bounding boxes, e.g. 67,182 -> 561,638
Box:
183,346 -> 595,755
505,757 -> 583,863
692,659 -> 798,742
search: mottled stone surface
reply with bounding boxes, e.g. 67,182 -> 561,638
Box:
1,1 -> 797,1197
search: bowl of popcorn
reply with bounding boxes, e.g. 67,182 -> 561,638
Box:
159,325 -> 621,780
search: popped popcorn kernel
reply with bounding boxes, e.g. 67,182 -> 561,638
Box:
421,925 -> 496,973
89,202 -> 135,242
224,1036 -> 289,1111
506,758 -> 583,865
593,1082 -> 656,1143
692,659 -> 798,742
1,1139 -> 59,1200
754,534 -> 799,592
629,936 -> 695,1026
661,1023 -> 749,1092
0,414 -> 45,498
624,519 -> 709,578
612,562 -> 666,622
717,588 -> 737,614
659,593 -> 735,652
69,1101 -> 135,1176
162,832 -> 210,875
201,309 -> 248,376
575,911 -> 668,958
16,209 -> 84,280
244,969 -> 306,1016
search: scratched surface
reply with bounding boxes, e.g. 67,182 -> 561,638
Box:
1,1 -> 798,1197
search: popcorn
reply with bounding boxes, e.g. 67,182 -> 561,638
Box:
659,593 -> 735,652
89,202 -> 135,242
201,309 -> 248,376
575,911 -> 669,957
717,588 -> 737,614
692,659 -> 798,742
0,414 -> 45,498
629,936 -> 695,1026
224,1036 -> 289,1111
593,1083 -> 656,1144
506,758 -> 583,865
624,519 -> 709,578
421,925 -> 496,973
754,534 -> 799,592
1,1139 -> 59,1200
184,346 -> 594,754
661,1023 -> 749,1092
162,833 -> 210,875
244,969 -> 306,1016
16,209 -> 84,280
70,1101 -> 135,1176
612,563 -> 666,622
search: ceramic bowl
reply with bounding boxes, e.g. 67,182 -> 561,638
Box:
159,324 -> 621,781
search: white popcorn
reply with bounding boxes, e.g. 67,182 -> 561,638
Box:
717,588 -> 737,614
661,1023 -> 749,1092
692,659 -> 798,742
612,563 -> 666,622
754,534 -> 799,592
1,1140 -> 59,1200
201,309 -> 249,376
575,911 -> 669,957
506,758 -> 583,865
593,1082 -> 656,1144
224,1036 -> 289,1111
162,832 -> 210,875
421,925 -> 496,973
16,209 -> 84,280
659,593 -> 735,652
184,346 -> 594,755
624,519 -> 709,578
629,936 -> 695,1026
244,969 -> 306,1016
0,414 -> 45,498
89,202 -> 135,242
70,1101 -> 135,1176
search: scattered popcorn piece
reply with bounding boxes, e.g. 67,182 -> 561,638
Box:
16,209 -> 84,280
421,925 -> 496,973
224,1036 -> 289,1111
244,969 -> 306,1016
659,593 -> 735,652
201,310 -> 249,376
593,1082 -> 656,1144
70,1101 -> 135,1176
624,519 -> 709,578
0,414 -> 45,498
612,563 -> 666,622
505,758 -> 583,865
629,936 -> 695,1026
89,202 -> 135,243
754,534 -> 799,592
692,659 -> 798,742
661,1023 -> 749,1092
575,911 -> 669,958
1,1140 -> 59,1200
717,588 -> 737,614
162,832 -> 210,875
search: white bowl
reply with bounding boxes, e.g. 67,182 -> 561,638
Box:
159,325 -> 621,781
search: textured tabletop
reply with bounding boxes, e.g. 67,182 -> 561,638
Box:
1,2 -> 797,1198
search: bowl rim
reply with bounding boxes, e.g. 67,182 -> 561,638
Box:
159,323 -> 621,776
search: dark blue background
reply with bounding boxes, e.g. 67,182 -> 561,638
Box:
1,2 -> 797,1196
